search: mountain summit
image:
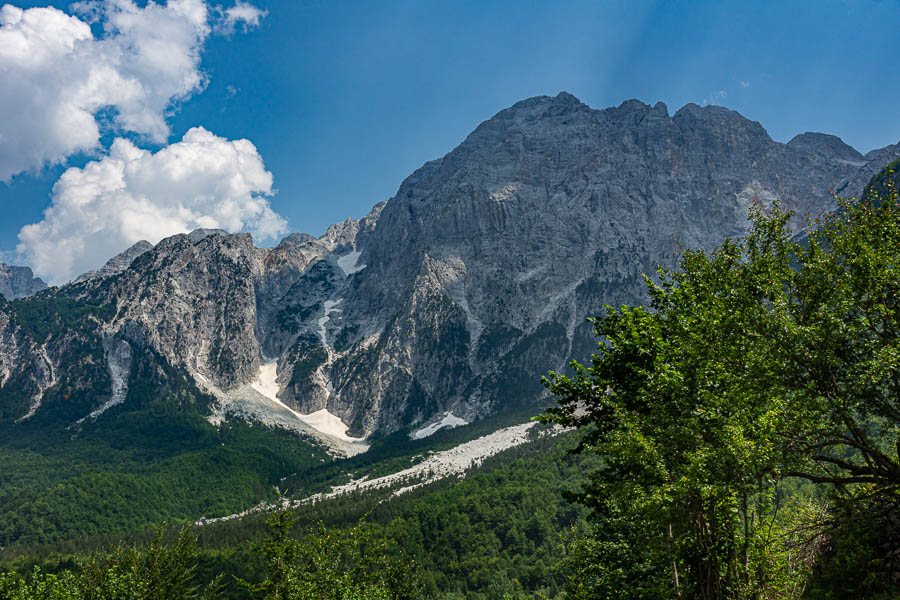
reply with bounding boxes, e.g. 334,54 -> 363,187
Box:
0,264 -> 47,300
1,93 -> 898,443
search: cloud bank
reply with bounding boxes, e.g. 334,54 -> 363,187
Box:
17,127 -> 288,285
0,0 -> 263,182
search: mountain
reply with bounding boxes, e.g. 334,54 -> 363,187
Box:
0,264 -> 47,300
1,93 -> 898,445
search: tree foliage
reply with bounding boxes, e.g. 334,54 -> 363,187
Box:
542,172 -> 900,599
243,508 -> 421,600
0,526 -> 220,600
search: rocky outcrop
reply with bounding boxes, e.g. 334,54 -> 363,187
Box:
2,93 -> 899,440
0,298 -> 57,420
82,232 -> 266,389
0,264 -> 47,299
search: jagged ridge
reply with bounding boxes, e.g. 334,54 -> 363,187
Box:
1,93 -> 898,445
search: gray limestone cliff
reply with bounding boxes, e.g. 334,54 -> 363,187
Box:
2,93 -> 898,442
311,94 -> 899,435
0,264 -> 47,299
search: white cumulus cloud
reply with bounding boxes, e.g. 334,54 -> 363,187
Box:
0,0 -> 265,182
17,127 -> 288,285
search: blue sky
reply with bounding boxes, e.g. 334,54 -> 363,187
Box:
2,0 -> 899,282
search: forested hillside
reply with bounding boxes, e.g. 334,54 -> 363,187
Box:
1,431 -> 597,599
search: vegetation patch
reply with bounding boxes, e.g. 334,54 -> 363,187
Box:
11,296 -> 115,344
286,336 -> 328,388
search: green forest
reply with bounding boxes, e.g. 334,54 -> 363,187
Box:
2,166 -> 899,598
1,431 -> 596,599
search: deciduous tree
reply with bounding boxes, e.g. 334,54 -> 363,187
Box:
543,167 -> 900,599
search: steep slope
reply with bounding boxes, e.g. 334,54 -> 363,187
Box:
1,93 -> 898,443
863,156 -> 900,199
0,205 -> 383,452
301,93 -> 900,435
843,142 -> 900,199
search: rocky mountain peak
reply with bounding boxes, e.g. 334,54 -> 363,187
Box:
505,91 -> 586,114
613,98 -> 654,122
788,132 -> 863,163
0,263 -> 47,299
647,101 -> 669,119
187,228 -> 230,243
672,102 -> 771,143
3,94 -> 900,444
337,93 -> 900,434
278,233 -> 317,247
551,90 -> 581,105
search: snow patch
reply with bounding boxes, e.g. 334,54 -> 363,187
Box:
337,251 -> 366,276
411,411 -> 468,439
248,360 -> 368,448
317,299 -> 343,345
296,408 -> 365,444
250,361 -> 280,400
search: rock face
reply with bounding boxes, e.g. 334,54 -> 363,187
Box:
313,94 -> 899,435
0,296 -> 58,421
1,93 -> 898,441
0,264 -> 47,299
